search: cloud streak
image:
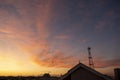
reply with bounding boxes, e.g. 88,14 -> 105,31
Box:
0,0 -> 78,69
95,59 -> 120,68
32,49 -> 77,68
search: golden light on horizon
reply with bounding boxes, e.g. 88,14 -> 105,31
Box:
0,46 -> 69,76
0,54 -> 69,76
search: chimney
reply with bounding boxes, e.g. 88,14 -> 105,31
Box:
114,68 -> 120,80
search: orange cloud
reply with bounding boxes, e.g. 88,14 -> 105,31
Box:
32,49 -> 77,68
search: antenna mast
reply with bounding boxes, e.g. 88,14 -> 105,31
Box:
88,47 -> 94,69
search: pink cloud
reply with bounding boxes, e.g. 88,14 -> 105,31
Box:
55,35 -> 70,40
95,59 -> 120,68
95,21 -> 106,32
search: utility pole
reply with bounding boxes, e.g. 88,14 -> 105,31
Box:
88,47 -> 94,69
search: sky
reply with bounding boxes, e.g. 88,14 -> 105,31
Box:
0,0 -> 120,76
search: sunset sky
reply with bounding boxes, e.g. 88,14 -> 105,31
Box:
0,0 -> 120,76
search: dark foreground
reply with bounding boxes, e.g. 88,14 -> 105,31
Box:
0,75 -> 59,80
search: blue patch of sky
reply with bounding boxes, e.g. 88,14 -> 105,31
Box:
47,0 -> 120,58
0,3 -> 21,18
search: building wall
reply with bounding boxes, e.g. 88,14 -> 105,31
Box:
114,68 -> 120,80
71,67 -> 107,80
63,75 -> 71,80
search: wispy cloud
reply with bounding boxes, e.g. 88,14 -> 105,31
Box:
95,59 -> 120,68
55,35 -> 70,40
32,49 -> 77,68
0,0 -> 78,69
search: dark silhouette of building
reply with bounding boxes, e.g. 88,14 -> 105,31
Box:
43,73 -> 51,78
0,75 -> 59,80
114,68 -> 120,80
59,63 -> 113,80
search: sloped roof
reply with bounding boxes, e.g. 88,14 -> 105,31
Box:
59,63 -> 113,80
